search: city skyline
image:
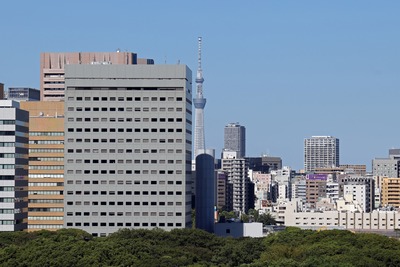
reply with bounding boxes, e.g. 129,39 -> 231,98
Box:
1,1 -> 400,170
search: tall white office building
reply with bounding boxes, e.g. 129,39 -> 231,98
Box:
304,136 -> 339,172
63,64 -> 192,236
0,100 -> 29,231
224,123 -> 246,158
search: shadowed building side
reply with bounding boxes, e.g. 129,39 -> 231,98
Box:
195,153 -> 215,233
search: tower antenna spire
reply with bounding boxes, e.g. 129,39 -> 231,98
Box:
193,36 -> 207,160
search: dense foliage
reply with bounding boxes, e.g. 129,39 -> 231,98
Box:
0,227 -> 399,266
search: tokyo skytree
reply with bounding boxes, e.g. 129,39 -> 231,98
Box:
193,37 -> 206,160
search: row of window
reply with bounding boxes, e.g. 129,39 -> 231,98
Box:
68,117 -> 185,123
29,140 -> 64,145
28,225 -> 63,229
0,165 -> 16,169
29,182 -> 64,187
0,142 -> 14,147
0,175 -> 25,180
67,148 -> 188,154
29,191 -> 63,195
43,94 -> 64,98
0,209 -> 14,214
0,198 -> 16,203
0,187 -> 14,192
28,208 -> 64,212
28,216 -> 63,221
68,180 -> 183,185
67,159 -> 182,164
295,217 -> 400,222
0,120 -> 15,125
0,153 -> 25,158
67,191 -> 183,196
29,132 -> 64,136
0,131 -> 15,136
29,157 -> 64,162
68,222 -> 183,229
29,149 -> 64,153
295,222 -> 399,227
29,199 -> 63,203
67,128 -> 184,133
68,211 -> 182,217
29,166 -> 64,170
67,201 -> 184,206
0,220 -> 14,225
29,174 -> 64,179
69,96 -> 184,102
68,107 -> 185,112
67,138 -> 184,144
66,169 -> 182,175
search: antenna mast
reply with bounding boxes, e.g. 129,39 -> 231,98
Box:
196,37 -> 204,98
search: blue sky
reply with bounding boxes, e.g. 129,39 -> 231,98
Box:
1,1 -> 399,170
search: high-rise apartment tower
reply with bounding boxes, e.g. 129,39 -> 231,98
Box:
304,136 -> 339,172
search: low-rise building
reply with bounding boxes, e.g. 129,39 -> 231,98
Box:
285,198 -> 400,231
214,222 -> 263,238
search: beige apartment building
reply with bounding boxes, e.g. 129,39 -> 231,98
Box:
314,164 -> 366,176
20,101 -> 64,231
40,52 -> 153,101
306,178 -> 327,207
381,177 -> 400,208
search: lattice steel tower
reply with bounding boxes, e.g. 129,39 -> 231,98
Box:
193,37 -> 207,160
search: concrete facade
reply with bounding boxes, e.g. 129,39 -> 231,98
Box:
20,101 -> 64,231
40,52 -> 154,101
214,222 -> 263,238
373,158 -> 399,178
195,154 -> 215,233
0,100 -> 29,231
8,88 -> 40,101
224,123 -> 246,158
381,177 -> 400,208
338,175 -> 374,212
285,208 -> 400,231
63,64 -> 192,236
304,136 -> 339,172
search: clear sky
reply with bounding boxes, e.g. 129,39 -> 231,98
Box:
1,1 -> 399,170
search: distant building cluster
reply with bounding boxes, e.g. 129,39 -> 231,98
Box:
1,44 -> 400,238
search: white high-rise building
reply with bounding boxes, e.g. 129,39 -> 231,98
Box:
304,136 -> 339,172
0,100 -> 29,231
63,64 -> 192,236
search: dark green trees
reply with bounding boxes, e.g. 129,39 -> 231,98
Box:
0,227 -> 398,266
